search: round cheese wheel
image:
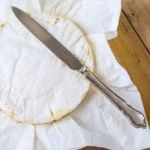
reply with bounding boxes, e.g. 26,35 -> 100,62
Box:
0,13 -> 93,124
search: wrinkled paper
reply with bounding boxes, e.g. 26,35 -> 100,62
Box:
0,0 -> 150,150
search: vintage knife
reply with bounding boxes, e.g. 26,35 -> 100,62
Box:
11,6 -> 147,128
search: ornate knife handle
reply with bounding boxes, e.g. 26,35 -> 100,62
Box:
80,66 -> 147,128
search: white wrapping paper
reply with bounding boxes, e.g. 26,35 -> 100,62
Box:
0,0 -> 150,150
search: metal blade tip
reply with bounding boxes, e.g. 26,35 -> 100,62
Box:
11,6 -> 21,15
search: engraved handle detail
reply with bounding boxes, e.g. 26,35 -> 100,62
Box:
80,67 -> 147,128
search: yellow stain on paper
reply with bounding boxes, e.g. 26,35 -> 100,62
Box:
27,12 -> 32,16
0,23 -> 5,29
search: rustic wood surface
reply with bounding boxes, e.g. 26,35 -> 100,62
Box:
122,0 -> 150,54
109,12 -> 150,125
82,1 -> 150,150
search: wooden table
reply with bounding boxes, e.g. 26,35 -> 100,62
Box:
83,0 -> 150,149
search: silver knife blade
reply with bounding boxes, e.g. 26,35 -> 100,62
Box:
11,6 -> 83,71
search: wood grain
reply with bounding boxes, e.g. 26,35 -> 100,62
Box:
82,11 -> 150,150
109,12 -> 150,124
122,0 -> 150,53
82,147 -> 107,150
